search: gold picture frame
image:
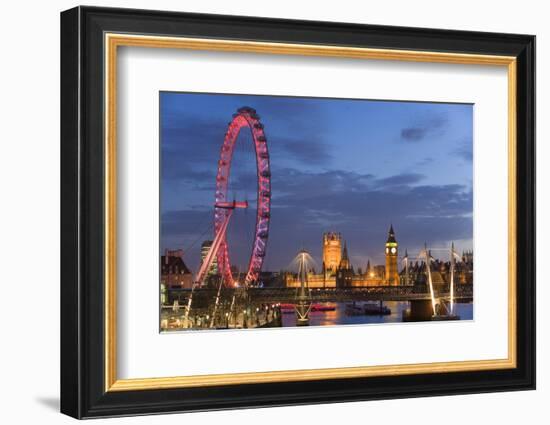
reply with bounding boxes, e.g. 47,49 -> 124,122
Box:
61,6 -> 534,419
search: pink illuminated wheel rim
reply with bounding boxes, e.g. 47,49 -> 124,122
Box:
214,107 -> 271,287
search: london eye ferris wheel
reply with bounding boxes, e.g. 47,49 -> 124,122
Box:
212,107 -> 271,287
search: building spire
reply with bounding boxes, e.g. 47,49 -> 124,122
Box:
339,241 -> 351,270
386,224 -> 397,243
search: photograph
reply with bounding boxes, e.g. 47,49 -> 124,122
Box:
159,92 -> 474,331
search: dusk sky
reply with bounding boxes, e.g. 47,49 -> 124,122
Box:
160,92 -> 473,273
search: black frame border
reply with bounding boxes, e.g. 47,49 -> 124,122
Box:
60,6 -> 535,419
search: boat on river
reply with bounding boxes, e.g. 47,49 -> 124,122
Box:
280,303 -> 336,314
345,301 -> 391,316
311,303 -> 336,312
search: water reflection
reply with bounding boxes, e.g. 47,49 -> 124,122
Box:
281,302 -> 473,327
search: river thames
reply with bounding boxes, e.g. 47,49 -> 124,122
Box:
281,301 -> 473,328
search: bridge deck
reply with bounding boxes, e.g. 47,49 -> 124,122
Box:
167,285 -> 473,303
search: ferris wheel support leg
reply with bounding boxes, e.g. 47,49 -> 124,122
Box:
195,210 -> 233,287
184,211 -> 233,328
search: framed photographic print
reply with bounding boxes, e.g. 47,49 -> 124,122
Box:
60,6 -> 535,419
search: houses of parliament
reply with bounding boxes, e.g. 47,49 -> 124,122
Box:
285,225 -> 473,288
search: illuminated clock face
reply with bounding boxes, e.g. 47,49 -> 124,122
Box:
385,247 -> 389,254
391,247 -> 397,254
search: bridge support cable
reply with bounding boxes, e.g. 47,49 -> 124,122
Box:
209,277 -> 225,328
420,244 -> 437,316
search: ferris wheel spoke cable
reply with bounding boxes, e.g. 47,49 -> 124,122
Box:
214,106 -> 272,287
181,220 -> 214,257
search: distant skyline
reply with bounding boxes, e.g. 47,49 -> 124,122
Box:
161,92 -> 473,273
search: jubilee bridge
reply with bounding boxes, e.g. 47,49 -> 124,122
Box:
166,284 -> 473,305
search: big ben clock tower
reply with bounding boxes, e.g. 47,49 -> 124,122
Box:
385,224 -> 399,286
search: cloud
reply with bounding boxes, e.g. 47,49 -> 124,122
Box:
268,171 -> 472,265
401,128 -> 426,141
162,167 -> 473,270
274,138 -> 332,164
271,169 -> 375,199
161,109 -> 333,188
453,140 -> 473,162
160,115 -> 227,182
400,113 -> 448,142
159,94 -> 473,270
376,173 -> 425,187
